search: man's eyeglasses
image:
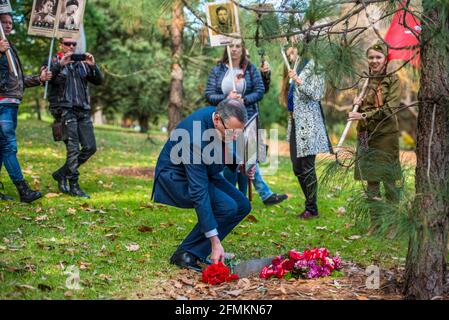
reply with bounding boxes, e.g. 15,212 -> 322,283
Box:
219,116 -> 242,138
63,42 -> 77,47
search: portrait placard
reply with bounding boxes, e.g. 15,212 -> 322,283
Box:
205,1 -> 241,47
28,0 -> 61,38
0,0 -> 12,14
243,113 -> 259,174
55,0 -> 86,39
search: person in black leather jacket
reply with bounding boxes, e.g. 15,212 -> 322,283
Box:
0,13 -> 52,203
44,38 -> 103,199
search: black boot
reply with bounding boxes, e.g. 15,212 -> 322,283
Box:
52,171 -> 69,194
0,181 -> 13,201
69,180 -> 90,199
13,180 -> 42,203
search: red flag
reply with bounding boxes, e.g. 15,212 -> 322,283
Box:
384,2 -> 421,67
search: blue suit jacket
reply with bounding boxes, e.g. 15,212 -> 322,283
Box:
152,107 -> 236,234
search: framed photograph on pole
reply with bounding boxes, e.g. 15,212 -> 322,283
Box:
56,0 -> 86,39
28,0 -> 61,38
243,113 -> 259,175
0,0 -> 12,13
205,1 -> 240,47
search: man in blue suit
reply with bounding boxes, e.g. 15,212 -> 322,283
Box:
152,99 -> 252,272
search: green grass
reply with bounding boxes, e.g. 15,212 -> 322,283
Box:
0,119 -> 411,299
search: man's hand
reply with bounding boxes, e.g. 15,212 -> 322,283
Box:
0,39 -> 10,53
227,90 -> 242,100
85,52 -> 95,66
288,69 -> 302,85
245,165 -> 256,180
39,66 -> 52,82
60,52 -> 74,67
210,236 -> 225,264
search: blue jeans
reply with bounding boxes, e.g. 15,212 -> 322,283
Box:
223,165 -> 273,201
0,105 -> 24,183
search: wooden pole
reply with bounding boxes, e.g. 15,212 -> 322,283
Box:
226,45 -> 236,92
336,78 -> 370,148
0,23 -> 18,77
44,37 -> 55,99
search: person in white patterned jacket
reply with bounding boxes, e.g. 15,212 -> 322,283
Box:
282,46 -> 333,220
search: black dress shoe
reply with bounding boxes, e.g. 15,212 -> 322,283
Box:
170,250 -> 203,272
52,171 -> 69,194
263,193 -> 288,206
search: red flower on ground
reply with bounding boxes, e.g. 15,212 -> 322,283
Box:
202,262 -> 239,285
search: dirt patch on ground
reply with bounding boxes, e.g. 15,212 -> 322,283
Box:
272,140 -> 417,166
137,262 -> 410,300
100,167 -> 155,178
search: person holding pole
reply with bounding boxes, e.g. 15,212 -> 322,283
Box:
281,46 -> 333,219
348,42 -> 402,229
43,38 -> 103,199
0,13 -> 52,203
205,40 -> 287,206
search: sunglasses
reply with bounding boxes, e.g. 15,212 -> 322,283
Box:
62,42 -> 77,47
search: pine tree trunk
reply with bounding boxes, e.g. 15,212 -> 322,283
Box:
404,6 -> 449,300
167,1 -> 185,133
138,114 -> 149,133
35,98 -> 42,121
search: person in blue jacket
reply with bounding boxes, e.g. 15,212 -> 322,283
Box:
204,40 -> 288,206
152,99 -> 253,272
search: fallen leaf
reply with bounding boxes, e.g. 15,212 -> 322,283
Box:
35,215 -> 48,222
98,274 -> 112,281
226,289 -> 242,297
348,235 -> 362,240
64,291 -> 73,297
125,244 -> 140,252
38,284 -> 52,292
138,226 -> 154,233
79,262 -> 91,270
237,278 -> 251,290
45,193 -> 60,199
180,278 -> 194,286
17,284 -> 36,291
316,226 -> 328,231
67,208 -> 77,215
246,215 -> 259,223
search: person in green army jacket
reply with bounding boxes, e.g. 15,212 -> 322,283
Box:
348,42 -> 402,210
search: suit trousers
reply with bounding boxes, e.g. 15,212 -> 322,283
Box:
176,177 -> 251,260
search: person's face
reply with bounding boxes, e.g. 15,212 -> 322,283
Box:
230,42 -> 243,61
214,114 -> 244,143
217,9 -> 228,24
43,1 -> 54,14
367,49 -> 387,73
66,4 -> 78,16
60,38 -> 77,54
0,15 -> 13,36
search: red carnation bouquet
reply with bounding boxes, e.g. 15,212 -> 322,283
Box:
202,262 -> 239,285
260,248 -> 342,280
